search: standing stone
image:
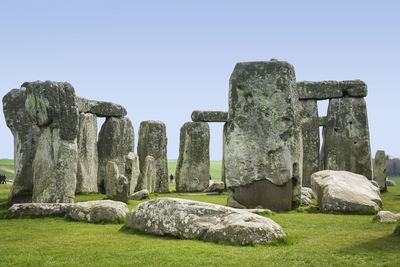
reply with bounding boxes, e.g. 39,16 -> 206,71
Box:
224,60 -> 303,211
2,88 -> 40,203
106,161 -> 119,199
221,122 -> 227,187
176,122 -> 210,192
299,100 -> 320,187
374,150 -> 387,192
321,97 -> 373,180
24,81 -> 79,203
76,113 -> 98,193
137,121 -> 168,193
125,152 -> 137,194
97,117 -> 134,193
135,156 -> 156,193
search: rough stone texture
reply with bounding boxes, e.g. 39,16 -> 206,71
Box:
375,211 -> 400,223
386,180 -> 396,186
191,110 -> 228,122
176,122 -> 210,192
319,116 -> 327,127
298,80 -> 367,100
299,100 -> 320,187
129,189 -> 149,200
221,122 -> 227,187
311,170 -> 382,212
68,200 -> 129,223
137,120 -> 169,193
340,80 -> 368,97
321,97 -> 373,180
8,203 -> 73,217
105,161 -> 119,199
373,150 -> 387,192
135,156 -> 156,193
125,198 -> 286,245
97,117 -> 134,193
24,81 -> 79,203
301,187 -> 316,199
224,60 -> 303,211
2,88 -> 40,203
203,181 -> 225,193
125,152 -> 137,194
76,113 -> 98,193
76,97 -> 127,117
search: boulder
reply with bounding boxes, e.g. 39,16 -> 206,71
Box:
76,113 -> 98,193
301,187 -> 316,206
97,117 -> 134,193
386,180 -> 396,186
125,152 -> 137,194
224,60 -> 302,211
76,97 -> 127,117
373,150 -> 387,192
8,203 -> 73,217
203,181 -> 224,193
68,200 -> 129,223
137,120 -> 169,193
375,211 -> 400,223
129,189 -> 149,200
125,198 -> 286,245
176,122 -> 210,192
311,170 -> 382,212
2,88 -> 40,203
191,110 -> 228,122
301,195 -> 314,206
135,156 -> 156,193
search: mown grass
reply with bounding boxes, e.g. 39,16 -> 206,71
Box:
0,159 -> 15,180
167,159 -> 222,181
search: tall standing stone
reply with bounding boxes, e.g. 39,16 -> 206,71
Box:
2,88 -> 40,203
374,150 -> 387,192
135,155 -> 156,193
137,120 -> 169,193
76,113 -> 98,193
24,81 -> 79,203
125,152 -> 137,194
299,100 -> 320,187
176,122 -> 210,192
321,97 -> 373,180
97,117 -> 134,193
224,60 -> 303,211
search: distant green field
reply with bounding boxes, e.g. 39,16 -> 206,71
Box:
168,160 -> 222,181
0,159 -> 14,180
388,176 -> 400,185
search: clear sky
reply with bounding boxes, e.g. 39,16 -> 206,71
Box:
1,1 -> 399,160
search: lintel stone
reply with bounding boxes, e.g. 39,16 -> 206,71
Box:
191,110 -> 228,122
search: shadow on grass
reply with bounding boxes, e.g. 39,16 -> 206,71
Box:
338,232 -> 400,255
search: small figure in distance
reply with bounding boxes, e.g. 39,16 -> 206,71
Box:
169,174 -> 174,183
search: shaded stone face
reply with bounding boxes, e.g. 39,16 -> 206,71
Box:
224,60 -> 302,211
191,110 -> 228,122
125,152 -> 137,194
3,88 -> 40,203
135,155 -> 156,193
321,97 -> 372,180
373,150 -> 387,192
297,80 -> 367,100
76,97 -> 127,117
137,120 -> 168,193
175,122 -> 210,192
299,100 -> 320,187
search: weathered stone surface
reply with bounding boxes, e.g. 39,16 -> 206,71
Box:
125,198 -> 286,245
297,80 -> 367,100
105,161 -> 119,198
128,189 -> 149,200
301,187 -> 316,199
125,152 -> 137,194
225,60 -> 302,211
373,150 -> 387,192
3,88 -> 40,203
321,97 -> 373,180
76,113 -> 98,193
386,180 -> 396,186
8,203 -> 73,217
319,116 -> 327,127
176,122 -> 210,192
376,211 -> 400,223
68,200 -> 129,223
191,110 -> 228,122
340,80 -> 368,97
311,170 -> 382,212
135,156 -> 156,193
203,181 -> 224,193
76,97 -> 127,117
299,100 -> 320,187
97,117 -> 134,193
137,120 -> 169,193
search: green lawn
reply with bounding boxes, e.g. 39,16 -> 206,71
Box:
388,176 -> 400,185
168,159 -> 222,181
0,159 -> 15,180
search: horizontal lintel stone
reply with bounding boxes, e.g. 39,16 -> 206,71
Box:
191,110 -> 228,122
77,97 -> 127,117
297,80 -> 367,100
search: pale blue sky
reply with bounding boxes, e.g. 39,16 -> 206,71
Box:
1,1 -> 399,160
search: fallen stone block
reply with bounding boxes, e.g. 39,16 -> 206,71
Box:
68,200 -> 129,223
8,203 -> 74,217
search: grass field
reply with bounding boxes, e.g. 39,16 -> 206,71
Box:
388,176 -> 400,185
0,159 -> 15,180
0,160 -> 399,266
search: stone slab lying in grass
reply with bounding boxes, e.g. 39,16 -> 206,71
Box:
376,211 -> 400,223
311,170 -> 382,212
68,200 -> 129,223
125,198 -> 285,245
8,203 -> 74,217
203,181 -> 224,193
129,189 -> 149,200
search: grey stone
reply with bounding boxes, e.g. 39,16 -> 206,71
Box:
311,170 -> 382,212
68,200 -> 129,223
319,116 -> 327,127
97,117 -> 134,193
125,198 -> 286,245
321,97 -> 373,180
224,60 -> 302,211
297,81 -> 342,100
203,181 -> 225,193
76,113 -> 98,193
135,156 -> 156,193
2,88 -> 40,203
191,110 -> 228,122
176,122 -> 210,192
299,100 -> 320,187
301,187 -> 316,199
376,211 -> 400,223
374,150 -> 387,192
137,120 -> 169,193
125,152 -> 137,194
76,97 -> 127,117
301,195 -> 314,206
386,180 -> 396,186
8,203 -> 73,217
128,189 -> 149,200
105,161 -> 119,199
340,80 -> 368,97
